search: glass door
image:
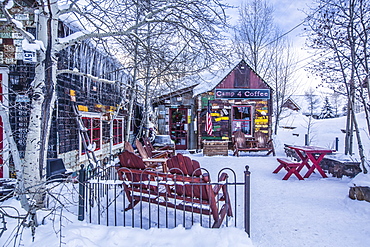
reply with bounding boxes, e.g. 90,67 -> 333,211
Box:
169,108 -> 188,150
232,105 -> 253,136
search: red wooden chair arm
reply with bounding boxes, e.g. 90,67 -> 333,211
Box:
151,152 -> 168,159
212,172 -> 228,194
157,145 -> 173,150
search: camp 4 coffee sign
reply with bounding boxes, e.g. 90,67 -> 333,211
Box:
215,89 -> 270,99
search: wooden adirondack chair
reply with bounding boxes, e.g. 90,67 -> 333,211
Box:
166,152 -> 202,176
116,152 -> 233,228
233,130 -> 275,156
135,139 -> 168,171
143,137 -> 175,157
124,141 -> 135,153
136,139 -> 168,159
166,154 -> 233,228
233,130 -> 251,157
118,149 -> 160,170
116,151 -> 159,209
254,131 -> 275,156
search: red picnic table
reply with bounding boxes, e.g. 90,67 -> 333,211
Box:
274,145 -> 335,180
288,145 -> 335,178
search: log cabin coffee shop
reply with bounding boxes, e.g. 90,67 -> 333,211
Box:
153,60 -> 273,155
196,60 -> 273,156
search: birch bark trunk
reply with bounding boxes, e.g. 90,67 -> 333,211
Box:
22,1 -> 58,207
0,103 -> 29,209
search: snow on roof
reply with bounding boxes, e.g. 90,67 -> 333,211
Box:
59,13 -> 85,33
58,0 -> 90,33
282,98 -> 301,111
152,75 -> 200,99
192,61 -> 244,96
152,64 -> 235,99
57,17 -> 132,82
192,60 -> 272,97
152,60 -> 251,99
56,4 -> 130,77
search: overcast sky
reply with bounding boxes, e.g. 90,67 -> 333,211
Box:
225,0 -> 312,44
224,0 -> 322,93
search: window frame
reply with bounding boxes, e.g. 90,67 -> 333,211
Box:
113,118 -> 124,145
232,105 -> 253,137
79,113 -> 102,159
80,116 -> 102,154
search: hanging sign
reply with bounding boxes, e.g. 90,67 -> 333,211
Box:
215,89 -> 270,99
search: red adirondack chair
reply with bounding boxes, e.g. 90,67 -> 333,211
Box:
116,152 -> 233,228
143,137 -> 175,157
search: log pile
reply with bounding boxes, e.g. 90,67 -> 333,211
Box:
349,186 -> 370,203
320,157 -> 361,178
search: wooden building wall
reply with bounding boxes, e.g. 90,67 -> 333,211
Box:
197,60 -> 273,148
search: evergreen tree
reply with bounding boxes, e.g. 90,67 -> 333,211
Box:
319,97 -> 335,119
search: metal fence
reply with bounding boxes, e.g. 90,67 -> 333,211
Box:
78,162 -> 251,236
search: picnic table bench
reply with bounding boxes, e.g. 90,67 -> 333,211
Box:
116,151 -> 233,228
273,158 -> 304,180
274,145 -> 335,180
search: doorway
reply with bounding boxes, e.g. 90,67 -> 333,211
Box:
169,108 -> 188,149
232,105 -> 253,136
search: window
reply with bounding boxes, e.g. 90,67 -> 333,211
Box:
80,115 -> 124,157
81,117 -> 101,154
113,119 -> 124,145
102,121 -> 110,145
232,106 -> 253,135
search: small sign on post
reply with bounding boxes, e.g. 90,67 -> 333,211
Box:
23,50 -> 37,63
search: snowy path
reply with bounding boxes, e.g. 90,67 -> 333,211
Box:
193,153 -> 370,247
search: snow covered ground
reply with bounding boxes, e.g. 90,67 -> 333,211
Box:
1,113 -> 370,247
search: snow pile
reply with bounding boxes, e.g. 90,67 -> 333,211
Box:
22,39 -> 45,52
0,197 -> 252,247
350,173 -> 370,187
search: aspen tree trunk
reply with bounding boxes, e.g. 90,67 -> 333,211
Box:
125,2 -> 140,142
0,103 -> 29,209
345,0 -> 356,156
22,1 -> 58,208
22,58 -> 46,206
351,109 -> 368,173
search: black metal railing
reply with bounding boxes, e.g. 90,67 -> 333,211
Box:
78,162 -> 251,236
